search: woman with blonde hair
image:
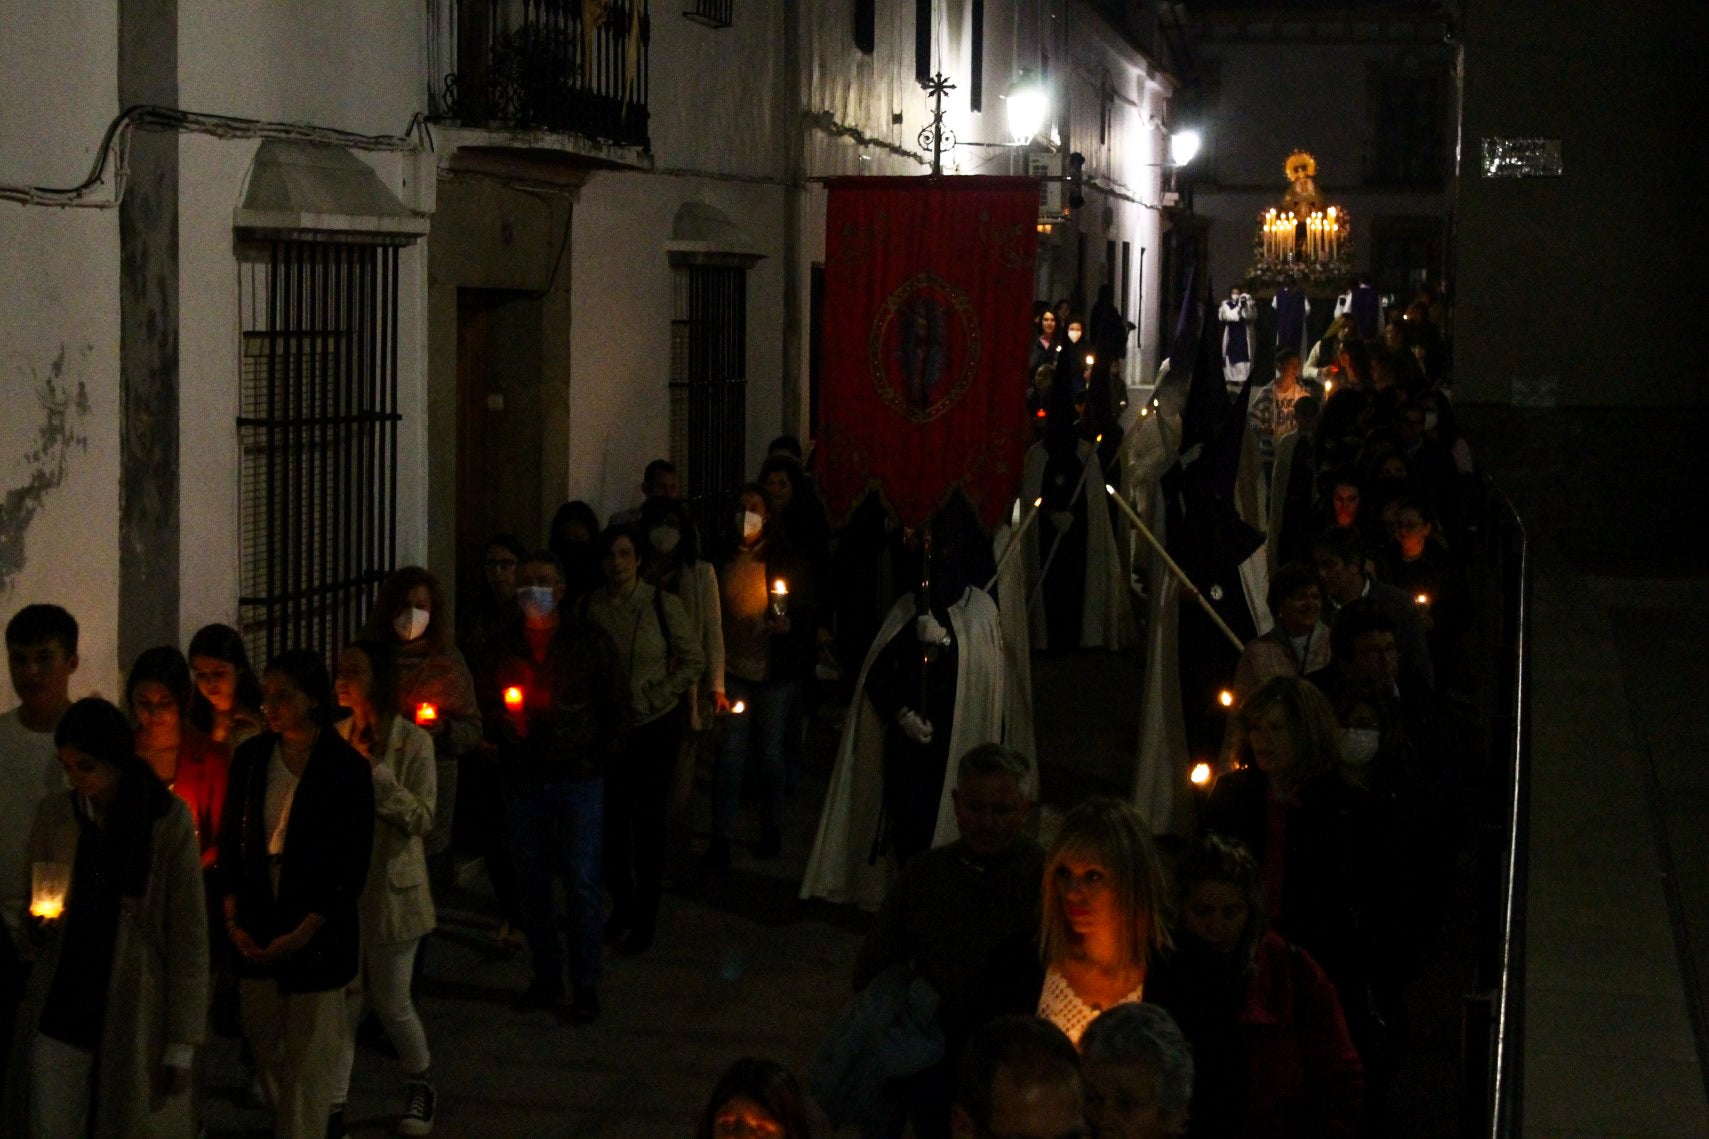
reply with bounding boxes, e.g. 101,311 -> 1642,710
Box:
1036,796 -> 1168,1046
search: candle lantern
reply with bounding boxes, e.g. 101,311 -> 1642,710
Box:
770,579 -> 790,618
414,701 -> 439,727
31,861 -> 70,921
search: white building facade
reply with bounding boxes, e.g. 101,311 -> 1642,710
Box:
0,0 -> 1174,699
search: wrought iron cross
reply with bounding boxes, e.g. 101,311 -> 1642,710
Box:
919,72 -> 957,176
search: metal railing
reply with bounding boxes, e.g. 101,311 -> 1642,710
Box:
1465,485 -> 1530,1136
433,0 -> 651,150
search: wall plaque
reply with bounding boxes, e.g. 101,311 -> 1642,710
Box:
1481,137 -> 1563,178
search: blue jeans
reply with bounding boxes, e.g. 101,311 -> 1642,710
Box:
503,775 -> 604,991
713,677 -> 801,839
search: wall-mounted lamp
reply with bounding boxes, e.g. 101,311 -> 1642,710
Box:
1005,70 -> 1050,145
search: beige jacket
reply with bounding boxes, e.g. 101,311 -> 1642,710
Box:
4,793 -> 208,1137
339,716 -> 437,946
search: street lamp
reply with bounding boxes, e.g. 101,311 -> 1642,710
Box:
1170,129 -> 1202,169
1005,70 -> 1050,145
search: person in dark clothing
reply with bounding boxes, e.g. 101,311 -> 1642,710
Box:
1146,834 -> 1363,1139
547,500 -> 605,603
477,549 -> 631,1024
1201,677 -> 1386,1076
853,745 -> 1043,1139
219,650 -> 375,1139
1380,494 -> 1473,693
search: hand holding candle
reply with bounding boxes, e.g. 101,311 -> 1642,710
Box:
30,861 -> 69,922
770,579 -> 789,618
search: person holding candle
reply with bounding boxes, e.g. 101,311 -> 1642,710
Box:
363,567 -> 480,901
187,624 -> 265,752
3,697 -> 207,1138
706,485 -> 816,868
1145,834 -> 1363,1138
581,526 -> 704,955
1033,797 -> 1168,1047
0,604 -> 82,1089
478,549 -> 630,1023
1311,526 -> 1434,694
331,640 -> 437,1136
218,650 -> 374,1139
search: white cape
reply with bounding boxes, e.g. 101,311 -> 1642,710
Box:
801,587 -> 1014,910
1020,441 -> 1136,652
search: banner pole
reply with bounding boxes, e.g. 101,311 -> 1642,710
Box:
1102,482 -> 1246,653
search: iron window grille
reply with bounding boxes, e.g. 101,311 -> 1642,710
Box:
683,0 -> 732,29
237,239 -> 401,667
669,265 -> 747,542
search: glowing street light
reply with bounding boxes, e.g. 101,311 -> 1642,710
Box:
1005,71 -> 1049,144
1170,129 -> 1202,168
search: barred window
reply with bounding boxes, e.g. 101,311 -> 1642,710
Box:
237,239 -> 401,666
669,265 -> 747,540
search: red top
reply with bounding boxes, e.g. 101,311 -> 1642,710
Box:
170,727 -> 232,868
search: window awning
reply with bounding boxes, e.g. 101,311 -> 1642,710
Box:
234,140 -> 429,244
665,201 -> 766,268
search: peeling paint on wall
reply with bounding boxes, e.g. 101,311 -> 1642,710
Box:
0,344 -> 92,592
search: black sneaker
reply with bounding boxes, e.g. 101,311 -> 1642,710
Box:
326,1104 -> 348,1139
510,981 -> 562,1013
399,1078 -> 436,1136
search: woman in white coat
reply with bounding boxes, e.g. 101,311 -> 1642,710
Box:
331,640 -> 437,1137
3,697 -> 207,1138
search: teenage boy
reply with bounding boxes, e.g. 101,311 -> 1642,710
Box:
0,604 -> 80,1087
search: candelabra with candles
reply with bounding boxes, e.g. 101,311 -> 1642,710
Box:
1249,150 -> 1351,286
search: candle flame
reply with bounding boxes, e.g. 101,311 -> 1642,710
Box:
1323,380 -> 1334,394
1415,593 -> 1431,606
1218,689 -> 1235,708
30,899 -> 63,921
1190,762 -> 1213,787
503,686 -> 524,710
1104,483 -> 1117,495
415,702 -> 439,725
772,579 -> 788,595
731,700 -> 746,714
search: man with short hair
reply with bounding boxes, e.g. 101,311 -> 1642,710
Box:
1312,526 -> 1434,692
609,458 -> 680,528
1311,600 -> 1435,750
1080,1003 -> 1194,1139
855,744 -> 1045,1137
952,1016 -> 1085,1139
0,604 -> 81,1087
480,551 -> 630,1023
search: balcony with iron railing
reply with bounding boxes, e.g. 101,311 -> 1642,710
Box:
431,0 -> 651,152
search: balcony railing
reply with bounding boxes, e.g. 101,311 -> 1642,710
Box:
434,0 -> 650,151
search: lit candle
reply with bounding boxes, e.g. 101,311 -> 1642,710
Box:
1218,689 -> 1235,708
1327,207 -> 1339,260
1190,762 -> 1213,787
415,701 -> 439,727
770,579 -> 789,618
1414,593 -> 1432,607
503,686 -> 525,713
30,861 -> 69,921
730,699 -> 747,715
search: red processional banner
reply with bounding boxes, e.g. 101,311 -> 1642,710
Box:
816,176 -> 1039,533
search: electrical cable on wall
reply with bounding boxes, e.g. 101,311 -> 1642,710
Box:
0,105 -> 428,209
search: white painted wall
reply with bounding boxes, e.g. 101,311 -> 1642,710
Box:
0,3 -> 124,704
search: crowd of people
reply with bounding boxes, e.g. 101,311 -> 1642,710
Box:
0,271 -> 1482,1137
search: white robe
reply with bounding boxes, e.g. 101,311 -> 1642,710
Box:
1019,441 -> 1136,652
1218,295 -> 1257,385
800,587 -> 1015,910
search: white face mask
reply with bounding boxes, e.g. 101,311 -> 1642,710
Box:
393,606 -> 430,643
739,510 -> 763,541
517,586 -> 557,621
1341,727 -> 1381,767
1067,328 -> 1082,343
649,525 -> 680,555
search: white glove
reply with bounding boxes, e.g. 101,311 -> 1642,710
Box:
1049,510 -> 1075,533
915,613 -> 950,646
896,707 -> 935,745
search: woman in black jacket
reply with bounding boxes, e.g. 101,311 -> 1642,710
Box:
218,649 -> 374,1139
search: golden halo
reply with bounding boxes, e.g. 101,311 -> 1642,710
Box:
1285,150 -> 1317,180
